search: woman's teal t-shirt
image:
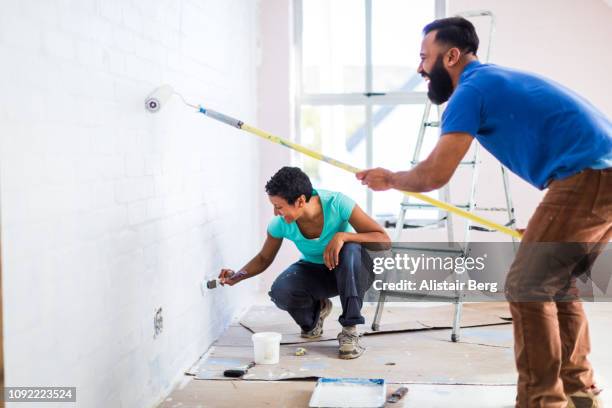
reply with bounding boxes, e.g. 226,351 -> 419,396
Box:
267,189 -> 356,264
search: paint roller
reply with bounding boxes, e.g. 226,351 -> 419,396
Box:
145,84 -> 173,112
144,85 -> 522,239
145,84 -> 199,112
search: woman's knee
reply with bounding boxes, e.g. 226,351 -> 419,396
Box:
336,243 -> 375,292
339,242 -> 361,263
269,268 -> 315,310
268,277 -> 294,310
339,242 -> 372,271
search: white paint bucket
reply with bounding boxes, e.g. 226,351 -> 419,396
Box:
252,332 -> 282,364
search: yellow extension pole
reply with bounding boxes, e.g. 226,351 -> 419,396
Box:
199,106 -> 522,239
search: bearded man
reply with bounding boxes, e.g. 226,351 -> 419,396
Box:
357,17 -> 611,408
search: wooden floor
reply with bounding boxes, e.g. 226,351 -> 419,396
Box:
157,379 -> 518,408
158,303 -> 612,408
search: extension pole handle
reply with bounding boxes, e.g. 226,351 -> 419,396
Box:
200,107 -> 522,239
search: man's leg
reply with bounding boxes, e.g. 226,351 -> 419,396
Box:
559,229 -> 611,407
506,169 -> 612,407
508,301 -> 565,408
268,261 -> 337,333
557,170 -> 612,400
333,243 -> 375,359
558,300 -> 593,394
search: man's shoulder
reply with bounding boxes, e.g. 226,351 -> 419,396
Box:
462,63 -> 506,85
466,63 -> 548,87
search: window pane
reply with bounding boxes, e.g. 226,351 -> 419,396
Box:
302,0 -> 366,94
300,106 -> 367,209
371,104 -> 440,218
372,0 -> 436,93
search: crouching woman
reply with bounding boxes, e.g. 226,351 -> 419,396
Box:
219,166 -> 390,359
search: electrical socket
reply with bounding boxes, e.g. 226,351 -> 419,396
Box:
153,307 -> 163,338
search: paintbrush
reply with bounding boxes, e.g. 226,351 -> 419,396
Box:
206,270 -> 247,289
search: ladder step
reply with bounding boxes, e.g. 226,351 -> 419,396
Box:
384,217 -> 447,229
391,245 -> 464,255
401,203 -> 469,210
469,219 -> 516,232
424,121 -> 440,127
474,206 -> 509,212
379,290 -> 464,301
469,226 -> 495,232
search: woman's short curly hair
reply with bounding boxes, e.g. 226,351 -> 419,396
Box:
265,167 -> 313,204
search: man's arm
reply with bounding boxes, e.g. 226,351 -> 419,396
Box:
356,133 -> 474,192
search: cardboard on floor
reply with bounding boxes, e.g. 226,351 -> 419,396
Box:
239,303 -> 512,344
195,326 -> 516,384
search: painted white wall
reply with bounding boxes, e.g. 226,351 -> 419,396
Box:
0,1 -> 260,407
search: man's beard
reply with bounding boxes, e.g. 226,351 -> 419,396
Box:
423,55 -> 454,105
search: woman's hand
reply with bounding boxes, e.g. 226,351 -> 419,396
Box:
324,233 -> 345,270
218,269 -> 247,286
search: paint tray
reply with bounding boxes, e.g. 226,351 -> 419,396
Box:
308,377 -> 386,408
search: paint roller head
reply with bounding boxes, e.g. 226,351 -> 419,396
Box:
145,84 -> 175,113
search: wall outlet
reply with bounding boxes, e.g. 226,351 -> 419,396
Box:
153,307 -> 163,338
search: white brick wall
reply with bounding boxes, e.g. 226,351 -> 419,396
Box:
0,1 -> 261,407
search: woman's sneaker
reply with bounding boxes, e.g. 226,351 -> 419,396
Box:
337,326 -> 365,359
301,299 -> 333,339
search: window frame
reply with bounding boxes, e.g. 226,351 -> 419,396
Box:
293,0 -> 446,215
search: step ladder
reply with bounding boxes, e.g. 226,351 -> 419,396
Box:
371,10 -> 518,342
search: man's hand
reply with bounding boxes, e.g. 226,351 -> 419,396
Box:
358,133 -> 473,193
324,233 -> 345,270
356,168 -> 394,191
218,269 -> 247,286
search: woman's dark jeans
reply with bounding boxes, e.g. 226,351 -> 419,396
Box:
268,243 -> 375,332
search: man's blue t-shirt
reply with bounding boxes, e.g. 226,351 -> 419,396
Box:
267,189 -> 356,264
441,61 -> 612,189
